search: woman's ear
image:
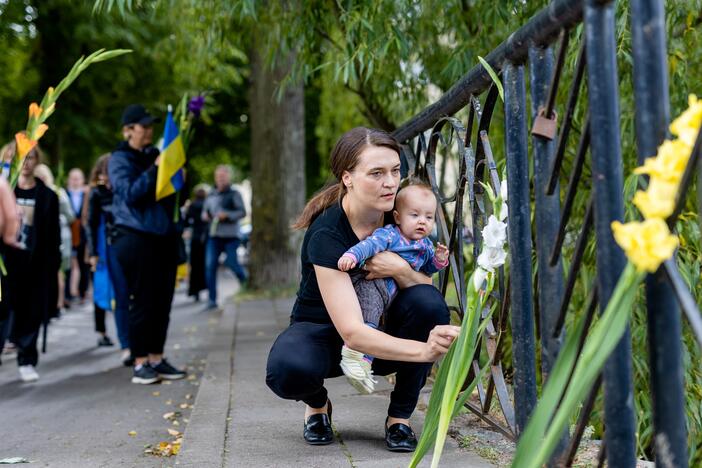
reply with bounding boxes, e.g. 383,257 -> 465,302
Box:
341,171 -> 353,189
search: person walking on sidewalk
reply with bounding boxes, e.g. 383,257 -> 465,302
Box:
265,127 -> 460,452
202,165 -> 247,309
184,185 -> 208,302
34,163 -> 74,319
65,168 -> 90,305
0,144 -> 60,382
109,104 -> 186,385
86,154 -> 132,364
86,154 -> 118,348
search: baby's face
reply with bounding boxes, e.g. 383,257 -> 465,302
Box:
393,187 -> 437,240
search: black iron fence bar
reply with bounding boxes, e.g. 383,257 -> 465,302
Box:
479,131 -> 502,193
663,259 -> 702,348
563,374 -> 603,466
584,1 -> 637,465
552,197 -> 594,338
546,42 -> 587,196
544,30 -> 569,119
558,281 -> 598,407
529,42 -> 567,380
668,119 -> 702,230
549,118 -> 591,266
392,0 -> 584,143
503,62 -> 537,435
630,0 -> 689,465
530,43 -> 569,462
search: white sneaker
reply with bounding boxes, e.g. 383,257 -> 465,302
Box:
19,365 -> 39,382
340,345 -> 376,394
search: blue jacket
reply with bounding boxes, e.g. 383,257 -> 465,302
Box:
108,142 -> 174,235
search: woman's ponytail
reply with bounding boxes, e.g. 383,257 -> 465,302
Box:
291,181 -> 345,230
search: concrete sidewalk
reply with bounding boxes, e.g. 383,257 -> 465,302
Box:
177,297 -> 492,468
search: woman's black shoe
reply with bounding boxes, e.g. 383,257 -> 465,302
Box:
385,418 -> 417,452
303,400 -> 333,445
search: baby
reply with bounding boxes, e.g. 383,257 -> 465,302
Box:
337,181 -> 449,393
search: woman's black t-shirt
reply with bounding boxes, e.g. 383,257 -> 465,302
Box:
291,202 -> 360,324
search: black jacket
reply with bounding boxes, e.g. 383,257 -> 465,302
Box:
108,142 -> 175,235
0,178 -> 60,319
87,184 -> 114,257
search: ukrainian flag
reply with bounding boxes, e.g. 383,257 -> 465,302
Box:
155,110 -> 186,200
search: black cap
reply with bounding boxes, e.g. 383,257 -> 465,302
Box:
121,104 -> 158,126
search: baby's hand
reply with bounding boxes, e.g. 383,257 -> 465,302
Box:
338,254 -> 357,271
435,243 -> 449,263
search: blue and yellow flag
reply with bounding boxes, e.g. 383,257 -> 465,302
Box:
156,110 -> 186,200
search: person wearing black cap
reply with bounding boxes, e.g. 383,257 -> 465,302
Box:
108,104 -> 186,384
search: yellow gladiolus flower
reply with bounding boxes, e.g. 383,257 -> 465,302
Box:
633,139 -> 690,184
33,124 -> 49,140
632,178 -> 677,219
611,219 -> 678,273
28,102 -> 42,119
670,94 -> 702,142
14,132 -> 37,159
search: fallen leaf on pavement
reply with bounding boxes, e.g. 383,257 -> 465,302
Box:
128,431 -> 137,436
167,429 -> 181,436
165,399 -> 173,405
152,391 -> 160,396
185,394 -> 192,400
179,403 -> 188,409
0,457 -> 30,464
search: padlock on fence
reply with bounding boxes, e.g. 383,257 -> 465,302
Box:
531,106 -> 558,140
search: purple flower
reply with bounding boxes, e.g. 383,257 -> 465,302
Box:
187,95 -> 205,117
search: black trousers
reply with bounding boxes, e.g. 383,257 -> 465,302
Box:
65,237 -> 90,300
266,284 -> 449,419
94,304 -> 107,334
0,257 -> 46,367
111,227 -> 178,358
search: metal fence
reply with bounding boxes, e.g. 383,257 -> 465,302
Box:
391,0 -> 702,466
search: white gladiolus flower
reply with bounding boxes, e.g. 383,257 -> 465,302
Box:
481,215 -> 507,249
472,267 -> 489,291
499,201 -> 508,222
500,180 -> 508,202
477,246 -> 507,272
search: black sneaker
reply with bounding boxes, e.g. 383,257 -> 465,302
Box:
131,364 -> 161,384
151,359 -> 186,380
97,335 -> 114,347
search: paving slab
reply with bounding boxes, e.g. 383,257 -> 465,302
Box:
204,297 -> 493,468
0,279 -> 230,468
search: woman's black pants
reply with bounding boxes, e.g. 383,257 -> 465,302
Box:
266,284 -> 449,419
111,227 -> 178,359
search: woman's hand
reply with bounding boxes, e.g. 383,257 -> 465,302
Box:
363,251 -> 409,280
422,325 -> 461,362
364,251 -> 432,288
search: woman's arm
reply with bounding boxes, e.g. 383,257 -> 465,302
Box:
363,251 -> 432,288
315,265 -> 458,362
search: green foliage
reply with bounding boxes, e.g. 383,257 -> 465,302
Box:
1,0 -> 248,188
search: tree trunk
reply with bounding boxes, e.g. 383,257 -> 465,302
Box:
248,47 -> 305,290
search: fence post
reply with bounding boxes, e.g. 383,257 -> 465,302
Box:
528,44 -> 568,462
503,61 -> 537,435
584,1 -> 637,466
630,0 -> 689,466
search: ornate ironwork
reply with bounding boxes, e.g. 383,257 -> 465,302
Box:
391,0 -> 701,465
